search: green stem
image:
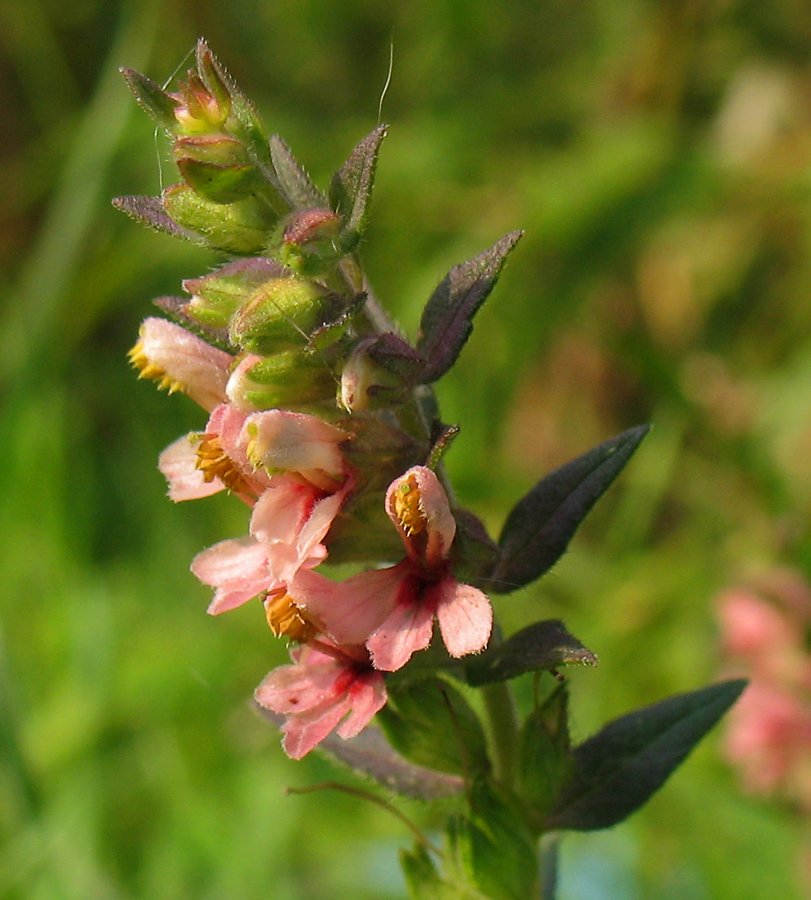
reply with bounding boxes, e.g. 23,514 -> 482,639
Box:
481,680 -> 520,789
540,834 -> 559,900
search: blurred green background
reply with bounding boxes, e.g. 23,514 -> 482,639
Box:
3,0 -> 811,897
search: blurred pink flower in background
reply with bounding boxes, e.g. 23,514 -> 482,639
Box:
717,568 -> 811,805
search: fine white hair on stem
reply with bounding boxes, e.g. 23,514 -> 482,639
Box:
377,38 -> 394,126
153,47 -> 195,192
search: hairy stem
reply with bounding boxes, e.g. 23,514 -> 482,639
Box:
481,680 -> 519,789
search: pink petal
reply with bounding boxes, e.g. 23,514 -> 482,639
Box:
137,317 -> 233,411
433,577 -> 493,658
159,435 -> 224,501
250,479 -> 313,546
208,404 -> 249,463
336,673 -> 387,739
254,660 -> 342,714
190,537 -> 272,614
282,696 -> 354,759
385,466 -> 456,569
367,593 -> 435,671
303,564 -> 410,646
242,409 -> 347,488
249,479 -> 335,583
284,488 -> 346,576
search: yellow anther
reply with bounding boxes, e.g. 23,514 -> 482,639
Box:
195,435 -> 250,493
265,589 -> 317,643
128,341 -> 181,394
394,476 -> 425,536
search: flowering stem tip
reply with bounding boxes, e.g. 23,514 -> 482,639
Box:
119,40 -> 737,900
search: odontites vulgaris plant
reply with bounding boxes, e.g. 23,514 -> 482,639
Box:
120,40 -> 745,899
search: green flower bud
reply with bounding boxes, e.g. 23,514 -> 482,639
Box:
182,258 -> 284,330
339,334 -> 423,411
161,184 -> 276,255
169,71 -> 231,135
226,351 -> 338,411
174,135 -> 263,203
278,208 -> 343,275
229,276 -> 344,355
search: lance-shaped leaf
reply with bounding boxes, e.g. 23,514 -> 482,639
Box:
377,676 -> 491,777
416,231 -> 522,384
270,135 -> 327,209
120,68 -> 178,130
400,845 -> 458,900
451,507 -> 500,586
547,679 -> 747,832
466,620 -> 597,687
255,705 -> 463,800
490,425 -> 650,593
329,125 -> 387,251
519,688 -> 572,829
448,778 -> 539,900
111,195 -> 200,243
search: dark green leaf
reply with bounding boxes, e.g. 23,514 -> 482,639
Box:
401,845 -> 457,900
466,620 -> 597,687
416,232 -> 522,384
450,507 -> 500,586
329,125 -> 387,249
547,679 -> 747,831
490,425 -> 650,593
519,688 -> 572,829
449,779 -> 539,900
270,135 -> 327,209
377,677 -> 490,777
119,67 -> 178,129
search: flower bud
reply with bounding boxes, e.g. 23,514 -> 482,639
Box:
173,135 -> 263,203
162,184 -> 276,255
169,71 -> 231,135
182,258 -> 284,330
128,317 -> 234,411
229,277 -> 344,355
226,351 -> 337,412
339,334 -> 423,411
278,208 -> 343,275
242,409 -> 347,490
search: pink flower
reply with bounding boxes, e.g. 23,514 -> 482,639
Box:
302,466 -> 492,671
724,681 -> 811,794
255,639 -> 387,759
717,586 -> 811,685
191,475 -> 351,614
718,589 -> 797,663
243,410 -> 347,492
129,317 -> 234,411
160,406 -> 348,502
159,404 -> 270,503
